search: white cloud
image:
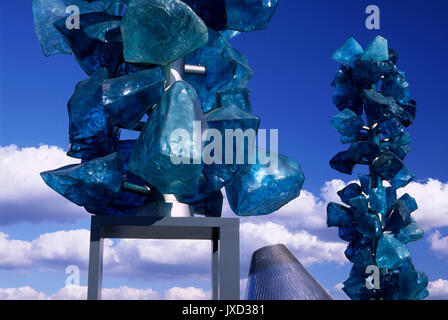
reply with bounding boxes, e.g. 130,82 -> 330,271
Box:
428,231 -> 448,257
0,232 -> 32,268
428,279 -> 448,299
52,285 -> 161,300
0,286 -> 49,300
0,145 -> 84,225
164,286 -> 210,300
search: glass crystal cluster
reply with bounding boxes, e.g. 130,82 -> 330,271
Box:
327,36 -> 428,300
34,0 -> 304,217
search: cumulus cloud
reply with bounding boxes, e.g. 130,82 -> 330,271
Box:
427,231 -> 448,257
0,286 -> 49,300
428,279 -> 448,299
164,287 -> 210,300
0,145 -> 84,225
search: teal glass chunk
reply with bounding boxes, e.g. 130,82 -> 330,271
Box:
351,246 -> 376,273
371,151 -> 404,181
396,220 -> 424,244
226,0 -> 279,32
327,202 -> 353,227
67,68 -> 120,160
40,153 -> 124,208
128,81 -> 207,195
330,109 -> 364,137
225,149 -> 304,216
356,213 -> 382,239
361,35 -> 389,62
342,276 -> 374,300
332,37 -> 363,65
359,174 -> 372,194
376,234 -> 410,270
32,0 -> 105,56
391,166 -> 415,189
379,118 -> 405,139
203,104 -> 260,190
102,68 -> 165,129
185,41 -> 252,113
394,193 -> 418,220
121,0 -> 208,65
398,270 -> 429,300
369,186 -> 387,215
213,88 -> 252,113
337,183 -> 362,205
348,195 -> 369,218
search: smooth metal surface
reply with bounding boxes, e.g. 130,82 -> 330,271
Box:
122,181 -> 151,196
184,64 -> 206,75
87,216 -> 240,300
164,58 -> 185,90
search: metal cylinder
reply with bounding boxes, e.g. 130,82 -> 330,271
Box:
184,64 -> 206,75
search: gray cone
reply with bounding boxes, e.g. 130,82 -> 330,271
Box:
245,244 -> 333,300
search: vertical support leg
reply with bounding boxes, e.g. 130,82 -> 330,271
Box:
212,235 -> 219,300
87,217 -> 104,300
219,221 -> 240,300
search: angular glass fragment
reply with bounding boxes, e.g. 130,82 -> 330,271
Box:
371,151 -> 404,181
332,37 -> 363,65
391,166 -> 415,189
213,88 -> 252,113
128,81 -> 207,195
177,176 -> 223,217
67,68 -> 120,160
327,203 -> 353,227
32,0 -> 104,56
394,193 -> 418,220
379,118 -> 404,139
398,270 -> 429,300
381,71 -> 409,99
225,149 -> 304,216
347,141 -> 379,164
185,42 -> 252,113
339,227 -> 362,242
386,186 -> 397,213
121,0 -> 208,65
386,208 -> 412,233
102,68 -> 165,129
343,276 -> 374,300
348,195 -> 369,218
396,220 -> 424,244
356,213 -> 382,239
40,153 -> 124,208
337,183 -> 363,205
330,109 -> 364,137
226,0 -> 278,32
376,234 -> 410,270
361,36 -> 389,62
54,12 -> 124,76
359,174 -> 372,194
203,104 -> 260,190
329,151 -> 356,175
182,0 -> 227,31
351,246 -> 376,273
369,186 -> 387,215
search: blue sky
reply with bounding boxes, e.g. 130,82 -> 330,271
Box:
0,0 -> 447,299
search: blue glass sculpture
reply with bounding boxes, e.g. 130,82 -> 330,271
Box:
34,0 -> 303,218
327,36 -> 428,300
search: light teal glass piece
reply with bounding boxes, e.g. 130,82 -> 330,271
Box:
332,37 -> 363,65
121,0 -> 208,65
376,233 -> 410,270
361,35 -> 389,62
128,81 -> 207,195
396,220 -> 424,244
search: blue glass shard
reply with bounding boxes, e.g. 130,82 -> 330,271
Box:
376,234 -> 410,270
391,166 -> 415,189
398,270 -> 429,300
371,151 -> 404,181
369,186 -> 387,215
327,202 -> 353,227
381,71 -> 409,99
344,237 -> 369,261
185,41 -> 253,113
213,88 -> 252,113
102,68 -> 165,129
337,183 -> 363,205
343,276 -> 374,300
67,68 -> 120,160
225,149 -> 304,216
386,208 -> 412,234
339,226 -> 362,242
347,141 -> 379,164
32,0 -> 105,56
361,35 -> 389,62
396,220 -> 424,244
329,151 -> 356,175
330,109 -> 364,137
332,37 -> 363,65
379,118 -> 405,139
356,213 -> 382,239
128,81 -> 207,195
182,0 -> 227,31
386,186 -> 397,213
40,153 -> 124,209
359,174 -> 372,194
54,12 -> 124,76
220,29 -> 241,40
226,0 -> 279,32
203,104 -> 260,190
394,193 -> 418,220
351,246 -> 376,273
121,0 -> 208,65
348,195 -> 369,218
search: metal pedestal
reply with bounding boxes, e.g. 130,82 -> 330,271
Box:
87,215 -> 240,300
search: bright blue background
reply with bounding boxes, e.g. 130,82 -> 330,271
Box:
0,0 -> 447,298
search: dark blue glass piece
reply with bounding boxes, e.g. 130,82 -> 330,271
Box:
351,246 -> 376,273
32,0 -> 105,56
128,81 -> 207,195
327,202 -> 353,227
185,40 -> 253,113
369,186 -> 387,215
102,68 -> 165,129
371,151 -> 404,181
40,153 -> 124,209
329,151 -> 356,175
356,213 -> 382,239
348,195 -> 369,218
121,0 -> 208,65
225,150 -> 305,216
182,0 -> 227,31
226,0 -> 279,32
394,193 -> 418,220
376,234 -> 410,270
330,109 -> 364,137
54,12 -> 124,76
398,270 -> 429,300
337,183 -> 363,205
396,219 -> 424,244
359,174 -> 372,194
379,118 -> 405,139
67,68 -> 120,160
203,104 -> 260,190
339,226 -> 362,242
342,276 -> 374,300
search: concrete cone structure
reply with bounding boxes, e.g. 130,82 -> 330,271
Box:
245,244 -> 333,300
